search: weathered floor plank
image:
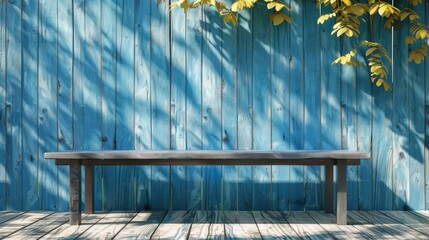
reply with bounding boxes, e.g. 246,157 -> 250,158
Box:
0,211 -> 26,224
3,212 -> 69,239
307,211 -> 372,240
39,213 -> 109,240
224,211 -> 262,239
381,211 -> 429,237
78,212 -> 137,239
0,212 -> 53,238
188,211 -> 224,240
113,211 -> 166,239
252,211 -> 300,240
284,211 -> 335,240
151,210 -> 194,240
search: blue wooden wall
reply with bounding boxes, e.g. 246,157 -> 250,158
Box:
0,0 -> 429,211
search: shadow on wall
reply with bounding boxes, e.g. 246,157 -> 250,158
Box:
0,0 -> 427,211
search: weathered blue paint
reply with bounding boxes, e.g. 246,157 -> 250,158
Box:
221,0 -> 238,211
340,36 -> 358,211
271,3 -> 290,211
6,0 -> 23,210
38,0 -> 58,210
425,1 -> 429,211
408,5 -> 426,211
100,0 -> 117,211
22,0 -> 38,210
373,17 -> 393,210
57,0 -> 73,211
170,0 -> 187,210
116,0 -> 135,210
0,0 -> 6,210
289,0 -> 305,211
320,4 -> 341,211
392,0 -> 409,210
237,7 -> 253,211
1,0 -> 429,212
135,0 -> 152,210
150,0 -> 171,210
84,0 -> 102,211
252,4 -> 271,210
303,0 -> 321,211
202,6 -> 222,210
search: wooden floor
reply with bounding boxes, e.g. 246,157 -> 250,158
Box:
1,210 -> 429,239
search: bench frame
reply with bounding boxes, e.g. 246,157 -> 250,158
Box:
45,150 -> 370,225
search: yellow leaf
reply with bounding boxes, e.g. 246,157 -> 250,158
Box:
383,81 -> 390,91
366,47 -> 377,56
405,36 -> 416,44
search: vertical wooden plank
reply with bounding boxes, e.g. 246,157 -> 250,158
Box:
101,0 -> 117,211
340,37 -> 358,211
356,17 -> 373,210
337,161 -> 347,225
5,0 -> 22,210
202,6 -> 222,210
408,4 -> 426,210
303,0 -> 321,210
116,0 -> 135,210
289,0 -> 304,211
38,0 -> 58,210
325,165 -> 333,213
0,0 -> 6,210
57,0 -> 73,211
221,0 -> 238,211
150,0 -> 170,210
170,0 -> 186,211
185,7 -> 203,210
320,3 -> 341,212
426,2 -> 429,211
271,5 -> 290,211
372,12 -> 393,210
135,0 -> 151,210
252,3 -> 271,211
72,0 -> 85,209
70,161 -> 81,225
83,0 -> 102,211
22,0 -> 38,210
392,0 -> 409,210
236,6 -> 253,211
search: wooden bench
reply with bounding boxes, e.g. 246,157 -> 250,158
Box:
45,150 -> 370,225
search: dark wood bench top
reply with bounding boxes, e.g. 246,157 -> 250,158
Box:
45,150 -> 370,166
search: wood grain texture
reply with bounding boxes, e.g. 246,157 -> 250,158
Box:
84,165 -> 94,214
337,161 -> 347,225
22,0 -> 39,211
78,212 -> 137,239
150,0 -> 171,211
0,211 -> 25,224
188,211 -> 224,239
0,212 -> 52,238
114,211 -> 167,239
70,161 -> 81,225
381,211 -> 429,236
170,0 -> 187,211
6,0 -> 23,210
325,165 -> 333,213
3,212 -> 68,239
39,213 -> 108,240
224,211 -> 262,239
151,211 -> 194,240
284,211 -> 335,239
202,6 -> 223,211
0,0 -> 6,210
116,0 -> 135,211
57,0 -> 73,212
236,4 -> 253,211
100,0 -> 118,211
252,211 -> 299,239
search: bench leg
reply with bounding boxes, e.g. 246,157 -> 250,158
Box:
85,165 -> 94,214
336,161 -> 347,225
70,161 -> 81,225
325,165 -> 333,213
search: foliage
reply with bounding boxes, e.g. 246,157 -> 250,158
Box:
170,0 -> 429,91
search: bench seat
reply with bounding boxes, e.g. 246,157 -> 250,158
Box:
45,150 -> 370,225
